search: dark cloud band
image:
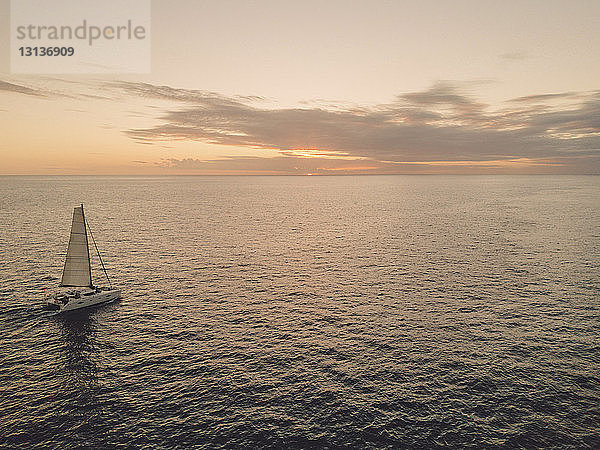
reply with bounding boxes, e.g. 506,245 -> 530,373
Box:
114,81 -> 600,172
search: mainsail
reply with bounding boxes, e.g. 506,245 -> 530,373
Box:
60,205 -> 92,287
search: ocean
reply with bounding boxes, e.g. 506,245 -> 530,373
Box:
1,175 -> 599,448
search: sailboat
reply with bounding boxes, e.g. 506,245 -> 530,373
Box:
45,204 -> 121,312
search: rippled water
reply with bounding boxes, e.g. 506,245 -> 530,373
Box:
1,175 -> 599,448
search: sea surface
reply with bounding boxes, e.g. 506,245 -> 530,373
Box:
1,175 -> 599,448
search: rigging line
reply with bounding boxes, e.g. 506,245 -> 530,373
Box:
86,219 -> 112,289
80,204 -> 92,288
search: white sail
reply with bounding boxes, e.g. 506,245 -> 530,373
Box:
60,205 -> 92,287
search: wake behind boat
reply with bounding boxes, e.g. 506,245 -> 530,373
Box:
45,204 -> 120,312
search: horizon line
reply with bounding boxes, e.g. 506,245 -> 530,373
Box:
2,173 -> 600,177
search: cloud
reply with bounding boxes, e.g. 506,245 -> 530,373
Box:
3,76 -> 596,173
155,154 -> 597,175
112,80 -> 600,173
0,78 -> 84,99
400,81 -> 485,113
0,80 -> 45,97
156,156 -> 383,174
508,92 -> 577,103
500,51 -> 530,61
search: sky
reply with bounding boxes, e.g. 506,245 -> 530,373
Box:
1,0 -> 600,175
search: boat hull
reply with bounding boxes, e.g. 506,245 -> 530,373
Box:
47,288 -> 121,313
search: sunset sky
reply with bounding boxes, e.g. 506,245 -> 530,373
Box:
1,0 -> 600,174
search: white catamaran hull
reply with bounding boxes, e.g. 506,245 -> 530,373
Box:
47,288 -> 121,313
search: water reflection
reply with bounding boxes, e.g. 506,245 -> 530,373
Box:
53,310 -> 103,434
55,311 -> 99,383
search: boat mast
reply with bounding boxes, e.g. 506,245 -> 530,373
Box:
86,214 -> 113,289
80,203 -> 93,288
